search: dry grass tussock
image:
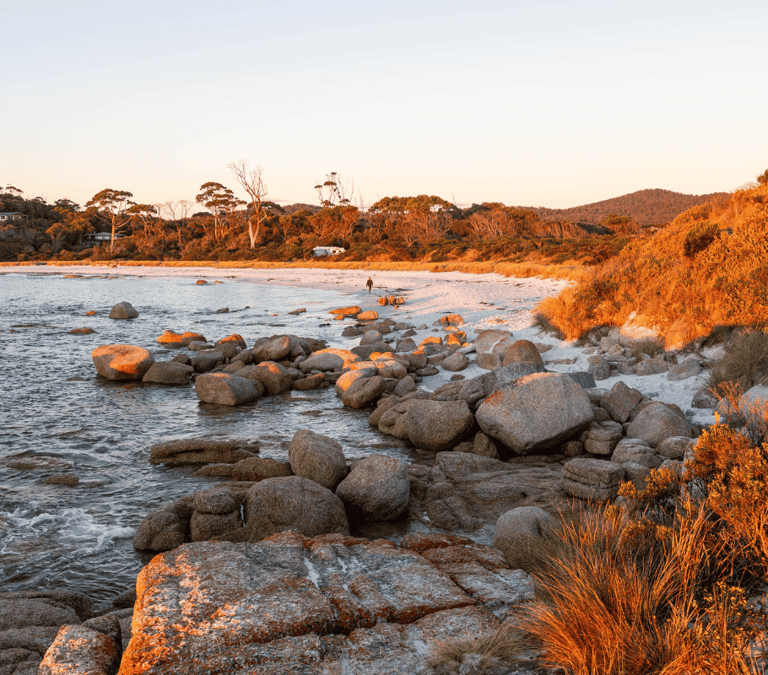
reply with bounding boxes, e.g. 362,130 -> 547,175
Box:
706,329 -> 768,397
535,178 -> 768,344
428,623 -> 529,674
2,259 -> 587,281
433,417 -> 768,675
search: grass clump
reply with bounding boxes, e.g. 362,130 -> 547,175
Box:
428,624 -> 528,674
503,417 -> 768,675
631,336 -> 665,361
706,329 -> 768,397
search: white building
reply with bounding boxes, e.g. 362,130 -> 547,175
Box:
0,212 -> 28,222
83,232 -> 118,243
312,246 -> 346,257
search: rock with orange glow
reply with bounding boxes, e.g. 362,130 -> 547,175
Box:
117,532 -> 534,675
39,624 -> 120,675
215,333 -> 246,348
476,372 -> 594,454
299,348 -> 360,373
238,361 -> 292,395
92,344 -> 154,381
155,329 -> 183,345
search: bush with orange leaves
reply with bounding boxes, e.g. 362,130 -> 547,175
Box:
504,416 -> 768,675
536,172 -> 768,346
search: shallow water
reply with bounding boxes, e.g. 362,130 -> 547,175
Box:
0,272 -> 418,609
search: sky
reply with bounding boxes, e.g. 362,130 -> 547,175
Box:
2,0 -> 767,209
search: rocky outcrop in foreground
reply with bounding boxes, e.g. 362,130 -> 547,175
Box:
117,531 -> 535,675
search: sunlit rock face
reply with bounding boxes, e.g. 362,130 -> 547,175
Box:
476,372 -> 594,454
118,532 -> 535,675
92,344 -> 154,380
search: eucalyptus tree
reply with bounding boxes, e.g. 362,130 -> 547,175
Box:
85,189 -> 135,252
195,182 -> 244,241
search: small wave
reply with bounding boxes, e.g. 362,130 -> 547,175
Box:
0,505 -> 134,556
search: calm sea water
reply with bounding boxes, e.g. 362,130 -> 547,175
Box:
0,271 -> 417,609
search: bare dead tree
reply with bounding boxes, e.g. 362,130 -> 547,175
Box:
229,161 -> 268,248
398,210 -> 451,246
469,208 -> 526,239
314,172 -> 354,208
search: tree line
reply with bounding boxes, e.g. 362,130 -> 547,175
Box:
0,164 -> 648,264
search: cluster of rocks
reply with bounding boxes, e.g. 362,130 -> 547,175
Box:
54,299 -> 723,673
581,325 -> 705,382
0,589 -> 133,675
133,430 -> 410,553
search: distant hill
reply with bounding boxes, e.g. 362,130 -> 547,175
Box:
527,188 -> 729,226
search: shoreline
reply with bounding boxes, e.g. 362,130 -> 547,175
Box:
2,263 -> 715,428
0,258 -> 585,281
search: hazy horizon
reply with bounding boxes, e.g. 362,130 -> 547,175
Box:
3,0 -> 766,209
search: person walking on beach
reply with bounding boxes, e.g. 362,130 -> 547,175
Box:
366,277 -> 373,293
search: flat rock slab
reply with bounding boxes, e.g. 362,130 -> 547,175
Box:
119,532 -> 533,675
149,439 -> 260,464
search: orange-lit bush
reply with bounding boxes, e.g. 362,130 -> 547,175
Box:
535,176 -> 768,344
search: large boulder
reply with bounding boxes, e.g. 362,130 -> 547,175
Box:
141,361 -> 194,384
600,380 -> 643,423
341,375 -> 387,408
459,362 -> 547,409
441,351 -> 469,372
180,331 -> 207,346
92,344 -> 154,380
475,329 -> 516,370
190,487 -> 243,541
133,505 -> 190,552
288,430 -> 347,491
251,335 -> 292,362
194,373 -> 260,406
108,301 -> 138,319
625,402 -> 694,447
336,455 -> 410,521
476,372 -> 594,454
244,477 -> 349,541
502,340 -> 544,367
300,348 -> 360,372
239,361 -> 292,395
494,506 -> 555,568
667,357 -> 702,381
378,399 -> 474,451
156,329 -> 183,345
0,590 -> 94,675
334,366 -> 378,395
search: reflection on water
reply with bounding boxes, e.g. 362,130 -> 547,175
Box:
0,272 -> 415,609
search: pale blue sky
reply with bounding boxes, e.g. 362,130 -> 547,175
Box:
2,0 -> 766,209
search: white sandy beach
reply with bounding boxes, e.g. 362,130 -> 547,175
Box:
5,263 -> 717,428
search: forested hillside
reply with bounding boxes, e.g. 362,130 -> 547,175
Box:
531,188 -> 728,226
